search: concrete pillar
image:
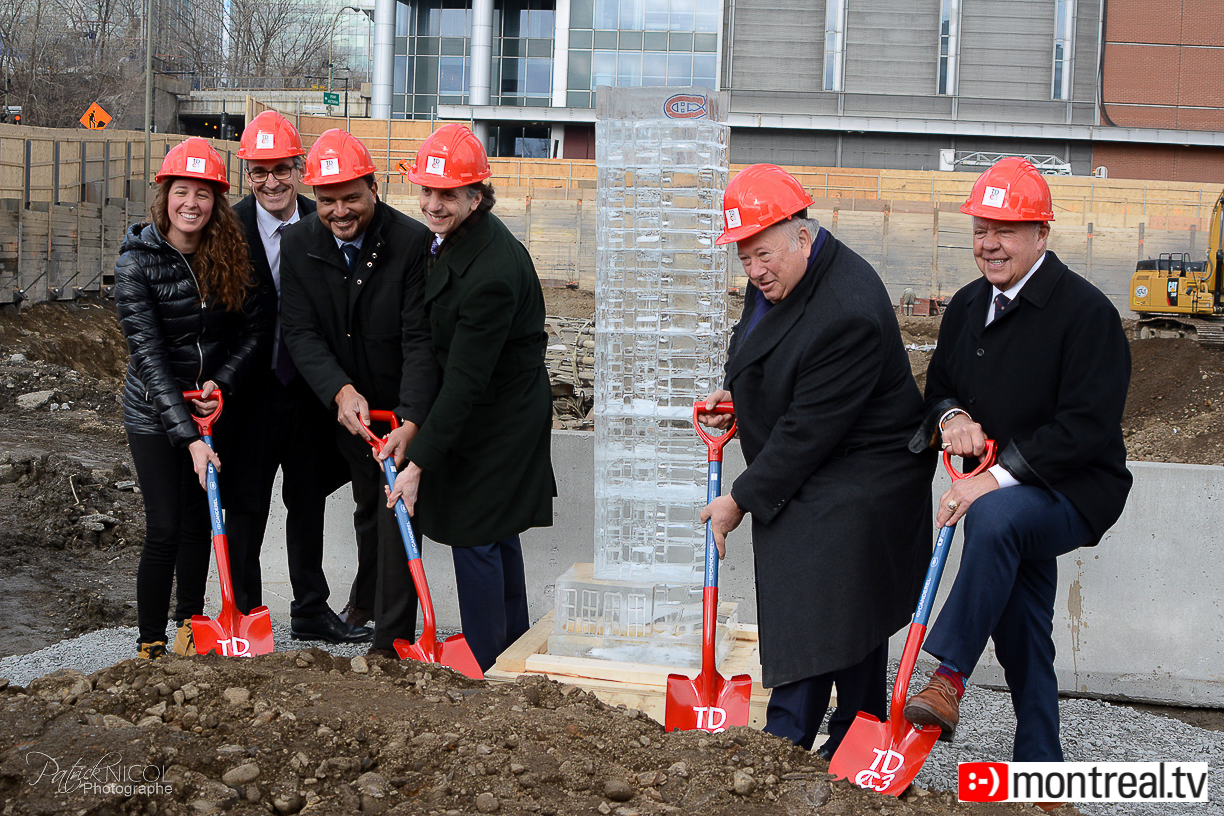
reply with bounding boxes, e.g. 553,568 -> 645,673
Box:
371,0 -> 395,119
470,0 -> 494,147
550,0 -> 571,158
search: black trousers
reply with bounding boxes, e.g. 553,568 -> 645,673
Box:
763,639 -> 889,754
219,371 -> 351,618
128,431 -> 213,644
348,455 -> 418,648
451,535 -> 530,672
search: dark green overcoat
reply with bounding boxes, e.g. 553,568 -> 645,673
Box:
409,211 -> 556,547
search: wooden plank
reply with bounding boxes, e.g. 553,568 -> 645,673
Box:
486,608 -> 788,730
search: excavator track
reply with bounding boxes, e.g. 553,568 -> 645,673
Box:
1135,316 -> 1224,348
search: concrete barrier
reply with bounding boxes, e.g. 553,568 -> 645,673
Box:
237,432 -> 1224,707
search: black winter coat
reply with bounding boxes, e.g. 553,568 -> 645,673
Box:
910,251 -> 1132,540
726,232 -> 935,687
279,199 -> 437,466
411,211 -> 555,547
115,221 -> 270,445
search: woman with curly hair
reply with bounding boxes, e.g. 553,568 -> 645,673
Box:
115,138 -> 270,659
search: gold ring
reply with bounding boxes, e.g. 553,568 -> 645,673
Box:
946,500 -> 959,512
941,442 -> 952,451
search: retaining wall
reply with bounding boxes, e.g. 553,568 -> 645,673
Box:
242,431 -> 1224,708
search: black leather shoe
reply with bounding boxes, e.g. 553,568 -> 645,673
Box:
290,607 -> 374,644
339,603 -> 372,627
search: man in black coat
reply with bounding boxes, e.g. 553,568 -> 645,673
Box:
903,158 -> 1132,771
698,164 -> 934,758
280,129 -> 437,658
220,111 -> 372,645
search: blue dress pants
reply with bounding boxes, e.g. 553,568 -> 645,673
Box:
923,485 -> 1094,761
763,639 -> 889,753
451,535 -> 531,672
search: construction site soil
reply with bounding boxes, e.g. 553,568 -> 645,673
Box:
0,291 -> 1218,815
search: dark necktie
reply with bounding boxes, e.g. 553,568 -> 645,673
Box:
342,243 -> 359,274
994,293 -> 1011,319
430,235 -> 443,257
274,222 -> 295,385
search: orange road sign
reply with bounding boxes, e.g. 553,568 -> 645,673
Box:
80,103 -> 112,130
396,159 -> 411,175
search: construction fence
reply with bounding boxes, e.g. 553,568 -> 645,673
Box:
1,114 -> 1220,311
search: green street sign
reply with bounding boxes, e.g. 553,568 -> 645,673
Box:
323,92 -> 340,106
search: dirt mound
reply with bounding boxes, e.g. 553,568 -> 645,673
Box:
0,299 -> 128,381
0,653 -> 1064,816
1123,338 -> 1224,464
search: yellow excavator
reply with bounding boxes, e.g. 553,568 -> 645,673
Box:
1130,188 -> 1224,347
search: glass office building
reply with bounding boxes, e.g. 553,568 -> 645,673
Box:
390,0 -> 720,157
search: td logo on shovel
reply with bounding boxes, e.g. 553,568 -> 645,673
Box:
217,636 -> 251,657
693,706 -> 728,732
855,749 -> 907,792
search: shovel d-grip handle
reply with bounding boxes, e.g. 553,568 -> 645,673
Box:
942,439 -> 997,481
364,410 -> 401,457
183,389 -> 224,436
692,400 -> 736,462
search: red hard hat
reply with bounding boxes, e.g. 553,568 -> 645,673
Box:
715,164 -> 814,245
301,129 -> 377,186
960,156 -> 1055,222
238,110 -> 306,161
408,124 -> 491,188
155,138 -> 230,193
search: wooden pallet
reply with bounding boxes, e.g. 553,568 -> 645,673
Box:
486,609 -> 781,728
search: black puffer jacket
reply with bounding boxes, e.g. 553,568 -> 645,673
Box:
115,221 -> 270,445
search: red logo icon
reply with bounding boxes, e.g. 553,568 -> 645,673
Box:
664,94 -> 708,119
959,762 -> 1008,802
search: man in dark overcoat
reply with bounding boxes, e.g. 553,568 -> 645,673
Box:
386,124 -> 555,673
280,128 -> 437,658
220,111 -> 372,646
698,164 -> 934,757
903,158 -> 1131,774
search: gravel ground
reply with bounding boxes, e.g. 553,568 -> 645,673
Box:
900,665 -> 1223,816
4,632 -> 1219,815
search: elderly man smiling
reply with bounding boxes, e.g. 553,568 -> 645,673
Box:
904,159 -> 1131,786
697,164 -> 935,757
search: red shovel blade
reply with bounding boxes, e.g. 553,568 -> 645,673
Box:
827,711 -> 940,795
439,634 -> 484,680
392,632 -> 484,680
191,605 -> 275,658
664,669 -> 753,732
828,621 -> 941,795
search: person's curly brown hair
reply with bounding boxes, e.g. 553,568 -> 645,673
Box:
151,178 -> 251,312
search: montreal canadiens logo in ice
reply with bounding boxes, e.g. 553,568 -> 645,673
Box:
664,94 -> 707,119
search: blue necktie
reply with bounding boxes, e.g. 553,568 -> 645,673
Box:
342,243 -> 359,274
994,293 -> 1011,318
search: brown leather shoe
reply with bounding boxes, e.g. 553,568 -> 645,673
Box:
902,673 -> 960,741
339,604 -> 371,627
366,646 -> 400,660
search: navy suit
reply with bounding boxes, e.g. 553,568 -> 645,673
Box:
911,250 -> 1131,760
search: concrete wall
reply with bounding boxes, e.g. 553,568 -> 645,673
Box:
243,432 -> 1224,708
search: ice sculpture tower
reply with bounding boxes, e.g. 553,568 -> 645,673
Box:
549,86 -> 734,666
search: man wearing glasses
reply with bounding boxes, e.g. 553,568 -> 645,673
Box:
222,111 -> 374,645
